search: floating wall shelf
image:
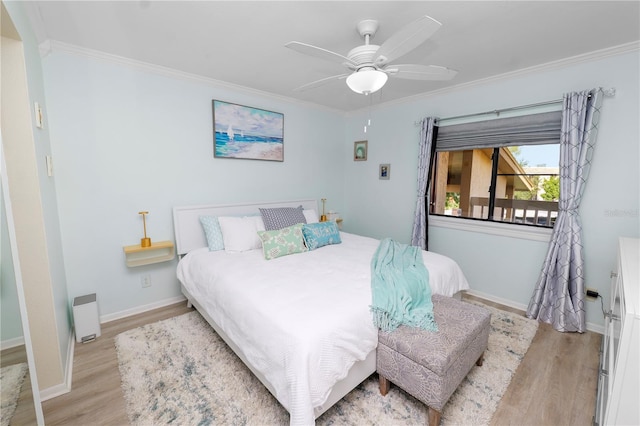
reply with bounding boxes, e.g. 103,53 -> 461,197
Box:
123,240 -> 175,267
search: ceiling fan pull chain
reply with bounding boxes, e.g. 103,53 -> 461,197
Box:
364,93 -> 374,133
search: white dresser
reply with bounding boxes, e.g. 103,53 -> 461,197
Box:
594,237 -> 639,425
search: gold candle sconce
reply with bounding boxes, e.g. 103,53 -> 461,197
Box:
139,211 -> 152,247
320,198 -> 327,222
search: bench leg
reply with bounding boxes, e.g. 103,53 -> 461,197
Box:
428,407 -> 441,426
379,374 -> 391,396
476,351 -> 485,367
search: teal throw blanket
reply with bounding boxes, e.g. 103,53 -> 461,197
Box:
370,238 -> 438,332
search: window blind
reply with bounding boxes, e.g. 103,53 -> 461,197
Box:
435,111 -> 562,151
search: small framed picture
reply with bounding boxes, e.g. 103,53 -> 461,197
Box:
354,140 -> 367,161
379,163 -> 390,180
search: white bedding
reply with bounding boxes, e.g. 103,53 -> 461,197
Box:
176,232 -> 470,425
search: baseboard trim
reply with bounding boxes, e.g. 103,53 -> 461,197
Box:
466,289 -> 604,335
586,322 -> 605,335
466,289 -> 528,312
100,295 -> 187,324
40,332 -> 74,401
0,336 -> 25,351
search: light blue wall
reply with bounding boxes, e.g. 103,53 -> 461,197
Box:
344,49 -> 640,329
42,52 -> 346,317
3,0 -> 71,364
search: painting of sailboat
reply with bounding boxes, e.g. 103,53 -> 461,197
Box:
213,100 -> 284,161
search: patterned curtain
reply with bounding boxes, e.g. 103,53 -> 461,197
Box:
526,89 -> 603,333
410,117 -> 437,250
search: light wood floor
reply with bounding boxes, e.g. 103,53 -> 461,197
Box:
467,295 -> 602,426
39,297 -> 600,426
41,303 -> 193,425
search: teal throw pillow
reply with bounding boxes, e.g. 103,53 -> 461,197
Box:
199,215 -> 224,251
302,221 -> 341,251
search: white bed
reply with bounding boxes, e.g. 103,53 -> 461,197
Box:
173,199 -> 470,425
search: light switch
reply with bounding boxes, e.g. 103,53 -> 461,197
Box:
34,102 -> 44,128
45,155 -> 53,177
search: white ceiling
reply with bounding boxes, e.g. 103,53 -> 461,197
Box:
25,1 -> 640,112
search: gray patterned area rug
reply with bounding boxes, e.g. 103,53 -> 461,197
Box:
1,362 -> 28,426
115,301 -> 538,425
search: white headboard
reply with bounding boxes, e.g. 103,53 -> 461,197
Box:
172,199 -> 319,256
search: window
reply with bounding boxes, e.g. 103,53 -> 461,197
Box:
430,112 -> 561,228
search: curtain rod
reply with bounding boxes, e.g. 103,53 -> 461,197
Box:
414,87 -> 616,126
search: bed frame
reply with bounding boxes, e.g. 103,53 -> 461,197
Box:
172,199 -> 377,420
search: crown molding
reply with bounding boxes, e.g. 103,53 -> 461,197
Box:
40,38 -> 638,118
41,40 -> 346,116
352,40 -> 640,116
38,39 -> 52,57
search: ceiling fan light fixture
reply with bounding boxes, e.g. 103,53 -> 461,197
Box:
346,69 -> 388,95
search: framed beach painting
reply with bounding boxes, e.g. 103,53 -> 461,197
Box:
212,100 -> 284,161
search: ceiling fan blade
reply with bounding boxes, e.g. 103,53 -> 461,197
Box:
285,41 -> 356,67
293,74 -> 350,92
374,15 -> 442,66
385,64 -> 458,80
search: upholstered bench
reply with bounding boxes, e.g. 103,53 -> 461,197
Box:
377,294 -> 491,425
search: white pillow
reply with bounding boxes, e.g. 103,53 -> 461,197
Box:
217,216 -> 265,253
303,209 -> 319,224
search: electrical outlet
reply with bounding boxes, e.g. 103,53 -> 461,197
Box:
141,275 -> 151,288
586,287 -> 599,301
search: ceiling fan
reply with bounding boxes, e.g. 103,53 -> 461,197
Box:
285,15 -> 457,95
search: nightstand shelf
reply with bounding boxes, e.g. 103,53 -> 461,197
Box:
123,240 -> 175,267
